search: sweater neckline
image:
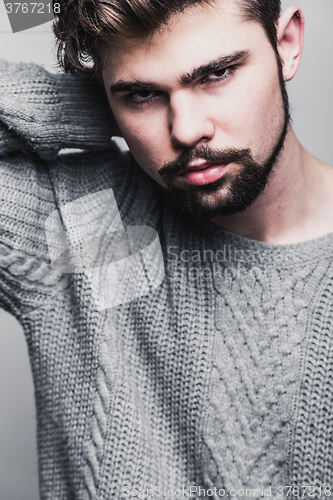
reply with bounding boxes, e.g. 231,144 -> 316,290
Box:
202,220 -> 333,268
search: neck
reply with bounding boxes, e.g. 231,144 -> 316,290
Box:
210,127 -> 333,244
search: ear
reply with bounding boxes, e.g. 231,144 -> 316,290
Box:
277,5 -> 304,82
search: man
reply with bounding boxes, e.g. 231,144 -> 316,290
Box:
54,0 -> 333,243
0,0 -> 333,499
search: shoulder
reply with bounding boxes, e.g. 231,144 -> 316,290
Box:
50,147 -> 164,226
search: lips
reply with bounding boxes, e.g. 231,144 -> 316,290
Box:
178,162 -> 230,186
186,159 -> 213,171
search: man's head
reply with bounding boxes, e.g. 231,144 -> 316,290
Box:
53,0 -> 282,75
54,0 -> 303,219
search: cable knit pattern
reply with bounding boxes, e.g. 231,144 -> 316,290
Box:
1,61 -> 333,500
290,269 -> 333,488
202,258 -> 329,496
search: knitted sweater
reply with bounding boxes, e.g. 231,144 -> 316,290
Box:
1,60 -> 333,500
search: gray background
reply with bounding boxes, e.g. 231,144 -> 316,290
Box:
0,1 -> 332,498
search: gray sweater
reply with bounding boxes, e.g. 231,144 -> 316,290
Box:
0,60 -> 333,499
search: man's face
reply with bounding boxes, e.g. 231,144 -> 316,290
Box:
102,0 -> 288,218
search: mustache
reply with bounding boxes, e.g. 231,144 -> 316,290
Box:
158,146 -> 253,180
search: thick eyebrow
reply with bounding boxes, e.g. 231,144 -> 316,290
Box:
180,50 -> 250,84
110,80 -> 159,95
110,49 -> 250,94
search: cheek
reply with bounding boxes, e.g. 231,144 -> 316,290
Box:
239,74 -> 284,152
113,109 -> 171,184
213,67 -> 284,156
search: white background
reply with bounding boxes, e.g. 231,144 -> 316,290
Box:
0,1 -> 332,498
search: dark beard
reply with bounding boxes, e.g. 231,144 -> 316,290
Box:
158,61 -> 290,220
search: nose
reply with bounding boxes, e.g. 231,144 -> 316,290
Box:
169,91 -> 215,149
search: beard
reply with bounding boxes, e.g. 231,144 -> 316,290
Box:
158,61 -> 290,220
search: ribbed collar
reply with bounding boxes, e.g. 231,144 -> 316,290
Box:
201,220 -> 333,269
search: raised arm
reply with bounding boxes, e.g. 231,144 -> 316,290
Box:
0,59 -> 128,318
0,59 -> 115,160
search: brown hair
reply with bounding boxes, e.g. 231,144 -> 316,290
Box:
53,0 -> 281,75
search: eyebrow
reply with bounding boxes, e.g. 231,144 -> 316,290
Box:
180,49 -> 250,84
110,80 -> 159,94
109,49 -> 250,94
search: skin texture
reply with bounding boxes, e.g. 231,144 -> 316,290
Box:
102,0 -> 333,244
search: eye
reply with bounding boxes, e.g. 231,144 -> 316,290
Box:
204,66 -> 235,83
126,90 -> 158,105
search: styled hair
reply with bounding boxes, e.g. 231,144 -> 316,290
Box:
53,0 -> 281,74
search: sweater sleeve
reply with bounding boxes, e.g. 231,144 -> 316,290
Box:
0,59 -> 115,160
0,60 -> 123,318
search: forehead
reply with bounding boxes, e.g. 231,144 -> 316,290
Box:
102,0 -> 265,84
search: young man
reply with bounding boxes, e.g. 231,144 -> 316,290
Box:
0,0 -> 333,498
